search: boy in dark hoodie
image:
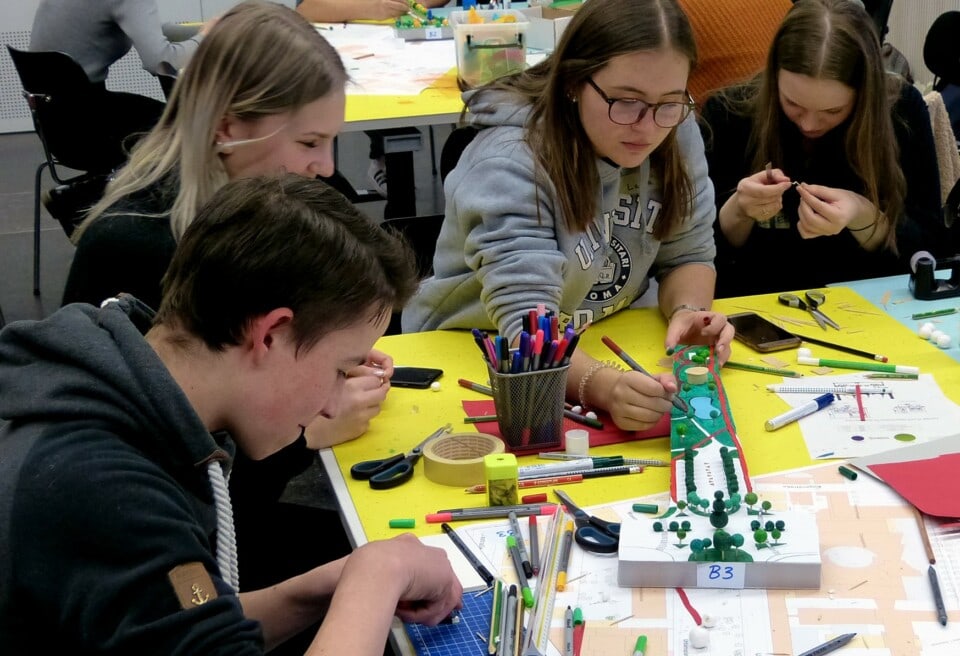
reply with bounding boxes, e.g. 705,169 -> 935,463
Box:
0,174 -> 463,654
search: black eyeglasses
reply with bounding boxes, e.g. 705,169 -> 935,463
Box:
585,78 -> 695,128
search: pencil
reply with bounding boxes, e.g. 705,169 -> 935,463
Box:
913,506 -> 936,564
791,333 -> 888,362
601,336 -> 689,412
722,360 -> 802,378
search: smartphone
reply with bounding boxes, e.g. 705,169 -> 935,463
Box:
390,366 -> 444,389
728,312 -> 801,353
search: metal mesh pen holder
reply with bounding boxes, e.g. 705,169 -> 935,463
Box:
488,364 -> 569,453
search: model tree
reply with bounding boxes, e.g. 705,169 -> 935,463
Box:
754,528 -> 768,549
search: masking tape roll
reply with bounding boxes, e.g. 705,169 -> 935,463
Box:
423,432 -> 505,486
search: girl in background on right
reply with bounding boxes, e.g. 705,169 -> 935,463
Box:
701,0 -> 948,298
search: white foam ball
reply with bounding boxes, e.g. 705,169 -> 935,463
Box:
930,330 -> 945,343
919,322 -> 936,339
936,333 -> 952,349
797,347 -> 812,357
570,405 -> 583,415
430,381 -> 441,392
701,614 -> 717,628
585,411 -> 598,420
689,626 -> 710,649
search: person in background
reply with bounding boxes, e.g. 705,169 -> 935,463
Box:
295,0 -> 450,197
29,0 -> 215,226
0,174 -> 463,655
403,0 -> 734,433
60,7 -> 402,649
701,0 -> 947,298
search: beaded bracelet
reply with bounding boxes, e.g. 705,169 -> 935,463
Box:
577,360 -> 622,410
667,304 -> 707,322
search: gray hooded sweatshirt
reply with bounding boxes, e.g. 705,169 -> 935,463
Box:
402,89 -> 717,342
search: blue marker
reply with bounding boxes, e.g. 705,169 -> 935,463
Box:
765,392 -> 835,431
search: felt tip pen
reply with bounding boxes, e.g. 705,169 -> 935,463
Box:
797,355 -> 919,375
440,523 -> 495,587
563,606 -> 574,656
601,336 -> 689,412
557,464 -> 644,479
507,512 -> 533,579
506,536 -> 534,607
765,392 -> 835,431
556,520 -> 574,591
528,515 -> 540,576
539,453 -> 670,467
864,372 -> 919,380
633,635 -> 648,656
911,307 -> 958,320
426,505 -> 558,523
722,360 -> 802,377
929,565 -> 948,626
797,632 -> 856,656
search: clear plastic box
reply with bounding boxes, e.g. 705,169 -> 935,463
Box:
450,9 -> 529,87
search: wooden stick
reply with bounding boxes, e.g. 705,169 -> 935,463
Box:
913,506 -> 936,565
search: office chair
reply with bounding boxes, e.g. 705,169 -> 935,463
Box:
7,47 -> 129,295
380,213 -> 446,334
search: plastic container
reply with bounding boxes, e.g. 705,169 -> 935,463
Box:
450,9 -> 529,87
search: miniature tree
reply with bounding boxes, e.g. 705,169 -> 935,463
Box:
652,521 -> 663,532
699,498 -> 710,511
690,539 -> 704,556
761,500 -> 772,514
709,492 -> 729,529
764,520 -> 775,532
775,520 -> 786,531
713,530 -> 731,560
675,530 -> 688,548
744,492 -> 759,513
771,529 -> 782,546
681,520 -> 691,532
754,529 -> 768,549
676,500 -> 688,516
668,521 -> 679,532
750,520 -> 761,531
731,533 -> 745,554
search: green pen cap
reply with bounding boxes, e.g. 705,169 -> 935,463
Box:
507,535 -> 517,548
521,586 -> 534,608
634,635 -> 648,655
632,503 -> 659,514
573,607 -> 584,625
389,518 -> 416,529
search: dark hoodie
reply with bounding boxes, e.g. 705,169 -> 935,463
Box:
0,298 -> 263,653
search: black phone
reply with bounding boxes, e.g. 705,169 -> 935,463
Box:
728,312 -> 802,353
391,366 -> 444,389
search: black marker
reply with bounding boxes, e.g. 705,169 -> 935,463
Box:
440,522 -> 495,587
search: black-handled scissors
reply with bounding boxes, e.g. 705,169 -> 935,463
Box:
553,489 -> 621,554
350,424 -> 451,489
777,291 -> 840,330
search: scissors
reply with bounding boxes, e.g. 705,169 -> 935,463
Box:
350,424 -> 451,489
553,489 -> 621,554
777,291 -> 840,330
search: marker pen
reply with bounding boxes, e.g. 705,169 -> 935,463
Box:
506,536 -> 534,608
426,504 -> 558,523
764,393 -> 835,431
796,355 -> 919,375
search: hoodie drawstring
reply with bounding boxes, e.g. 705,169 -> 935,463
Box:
206,461 -> 239,591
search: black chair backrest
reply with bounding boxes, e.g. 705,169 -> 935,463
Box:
7,46 -> 120,174
381,214 -> 445,280
440,126 -> 479,184
924,11 -> 960,91
861,0 -> 893,40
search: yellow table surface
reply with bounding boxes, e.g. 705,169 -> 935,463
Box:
344,68 -> 463,125
327,286 -> 960,542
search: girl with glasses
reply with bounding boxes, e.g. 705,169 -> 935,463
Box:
702,0 -> 949,298
404,0 -> 733,433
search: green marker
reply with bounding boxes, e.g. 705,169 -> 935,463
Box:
506,536 -> 534,608
911,307 -> 958,320
864,372 -> 919,380
573,607 -> 584,625
723,360 -> 802,378
797,354 -> 919,375
633,635 -> 648,656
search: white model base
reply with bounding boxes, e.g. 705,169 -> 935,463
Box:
617,509 -> 821,589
